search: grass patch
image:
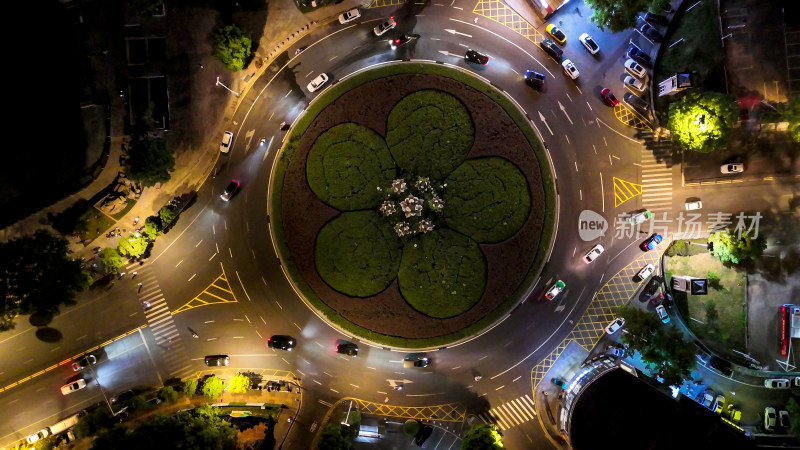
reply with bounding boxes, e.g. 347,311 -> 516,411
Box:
306,123 -> 396,211
315,211 -> 403,297
385,90 -> 474,180
111,198 -> 137,220
443,157 -> 531,243
269,62 -> 556,348
398,229 -> 487,318
666,252 -> 747,360
217,405 -> 281,418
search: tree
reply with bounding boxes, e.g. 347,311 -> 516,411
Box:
203,375 -> 225,399
786,96 -> 800,142
75,407 -> 116,438
99,247 -> 124,274
462,423 -> 504,450
403,419 -> 420,437
117,235 -> 149,259
708,229 -> 766,264
0,230 -> 89,331
34,437 -> 55,450
129,395 -> 148,411
144,215 -> 162,238
317,423 -> 351,450
212,25 -> 252,72
667,91 -> 739,153
787,397 -> 800,438
159,386 -> 179,404
617,305 -> 662,354
183,378 -> 198,398
584,0 -> 669,32
228,374 -> 251,394
160,205 -> 177,224
123,136 -> 175,187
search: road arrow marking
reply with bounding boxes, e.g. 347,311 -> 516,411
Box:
554,304 -> 565,313
438,50 -> 463,58
558,100 -> 574,125
538,111 -> 553,135
444,28 -> 472,37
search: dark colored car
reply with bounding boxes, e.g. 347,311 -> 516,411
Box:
627,45 -> 651,66
708,357 -> 733,376
220,179 -> 240,202
639,23 -> 662,42
204,355 -> 230,366
267,335 -> 296,351
414,425 -> 433,447
111,389 -> 135,404
525,70 -> 546,87
640,233 -> 663,251
336,342 -> 359,357
624,92 -> 649,114
539,38 -> 563,61
404,355 -> 430,368
601,88 -> 619,106
390,34 -> 415,50
72,354 -> 97,371
639,276 -> 663,301
644,12 -> 668,26
465,49 -> 489,65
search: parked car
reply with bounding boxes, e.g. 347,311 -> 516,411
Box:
545,280 -> 566,301
601,88 -> 619,106
584,244 -> 604,263
624,75 -> 645,91
220,131 -> 233,153
465,49 -> 489,65
728,407 -> 742,423
764,406 -> 777,431
545,24 -> 567,44
414,425 -> 434,447
562,59 -> 579,79
623,92 -> 649,114
721,162 -> 744,174
111,389 -> 135,404
700,391 -> 714,408
373,17 -> 396,36
267,335 -> 296,351
794,376 -> 800,387
708,357 -> 733,376
640,233 -> 662,251
624,58 -> 647,78
764,378 -> 791,389
72,354 -> 97,371
637,264 -> 655,281
220,179 -> 240,202
639,276 -> 662,301
539,38 -> 563,61
685,199 -> 703,210
644,12 -> 669,26
307,73 -> 329,93
204,355 -> 230,366
639,23 -> 662,42
655,305 -> 670,323
712,394 -> 725,413
337,342 -> 359,357
607,345 -> 625,358
627,45 -> 651,66
338,8 -> 361,24
605,317 -> 625,335
579,33 -> 599,54
779,410 -> 790,428
630,209 -> 652,224
60,379 -> 87,395
525,70 -> 546,87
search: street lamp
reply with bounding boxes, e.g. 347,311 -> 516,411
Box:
82,355 -> 126,417
216,76 -> 240,97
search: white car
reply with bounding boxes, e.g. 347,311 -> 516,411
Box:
624,75 -> 645,91
656,305 -> 670,323
637,264 -> 655,281
764,406 -> 776,431
629,209 -> 652,225
562,59 -> 579,79
60,379 -> 87,395
721,162 -> 744,174
219,131 -> 233,153
605,317 -> 625,335
685,200 -> 702,211
764,378 -> 791,389
338,8 -> 360,24
579,33 -> 599,54
712,394 -> 725,414
584,244 -> 604,264
307,73 -> 329,93
624,58 -> 647,78
26,429 -> 51,444
373,17 -> 397,36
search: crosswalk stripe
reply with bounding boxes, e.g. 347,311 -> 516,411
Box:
511,399 -> 533,420
141,291 -> 164,301
489,409 -> 511,430
149,315 -> 173,328
520,397 -> 537,417
493,406 -> 517,426
506,401 -> 529,421
500,404 -> 523,424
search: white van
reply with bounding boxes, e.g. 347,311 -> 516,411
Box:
26,412 -> 82,444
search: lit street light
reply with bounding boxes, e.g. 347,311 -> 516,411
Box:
216,76 -> 240,97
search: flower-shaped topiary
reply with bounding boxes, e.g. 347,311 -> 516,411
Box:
306,90 -> 531,318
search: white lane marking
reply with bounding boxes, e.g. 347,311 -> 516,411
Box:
444,28 -> 471,37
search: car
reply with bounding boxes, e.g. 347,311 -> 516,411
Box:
545,280 -> 566,301
700,391 -> 714,408
721,162 -> 744,174
627,45 -> 651,66
685,199 -> 702,210
764,406 -> 777,431
605,317 -> 625,335
111,389 -> 135,404
465,49 -> 489,65
539,38 -> 563,61
204,355 -> 230,366
794,376 -> 800,387
545,24 -> 567,44
607,345 -> 625,358
708,357 -> 733,376
640,233 -> 662,251
630,209 -> 652,225
403,355 -> 430,368
623,92 -> 649,114
639,23 -> 662,42
637,264 -> 655,281
639,276 -> 662,301
644,12 -> 669,26
729,407 -> 742,423
579,33 -> 599,54
390,34 -> 414,50
60,379 -> 87,395
624,59 -> 647,79
337,342 -> 359,356
525,70 -> 546,87
414,425 -> 434,446
779,410 -> 790,428
307,73 -> 329,93
220,179 -> 240,202
624,75 -> 645,92
147,397 -> 162,407
267,335 -> 296,351
373,17 -> 396,36
601,88 -> 619,106
220,131 -> 233,153
338,8 -> 360,24
27,429 -> 52,444
712,394 -> 725,413
562,59 -> 579,79
72,354 -> 97,371
764,378 -> 791,389
584,244 -> 604,263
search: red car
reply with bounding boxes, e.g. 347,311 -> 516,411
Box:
601,88 -> 619,107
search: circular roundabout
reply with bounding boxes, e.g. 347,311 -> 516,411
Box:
270,62 -> 556,348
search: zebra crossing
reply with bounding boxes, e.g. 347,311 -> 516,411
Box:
477,395 -> 537,431
128,263 -> 193,380
640,150 -> 673,213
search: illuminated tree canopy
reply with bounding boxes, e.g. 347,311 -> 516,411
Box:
666,91 -> 738,153
462,423 -> 504,449
708,230 -> 766,264
584,0 -> 669,32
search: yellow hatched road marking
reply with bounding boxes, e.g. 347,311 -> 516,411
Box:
472,0 -> 544,45
613,177 -> 643,207
342,397 -> 466,422
173,272 -> 237,314
368,0 -> 408,8
613,104 -> 651,130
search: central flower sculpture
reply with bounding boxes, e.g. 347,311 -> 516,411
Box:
305,90 -> 531,318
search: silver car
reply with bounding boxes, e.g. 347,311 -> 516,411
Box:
338,8 -> 360,24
